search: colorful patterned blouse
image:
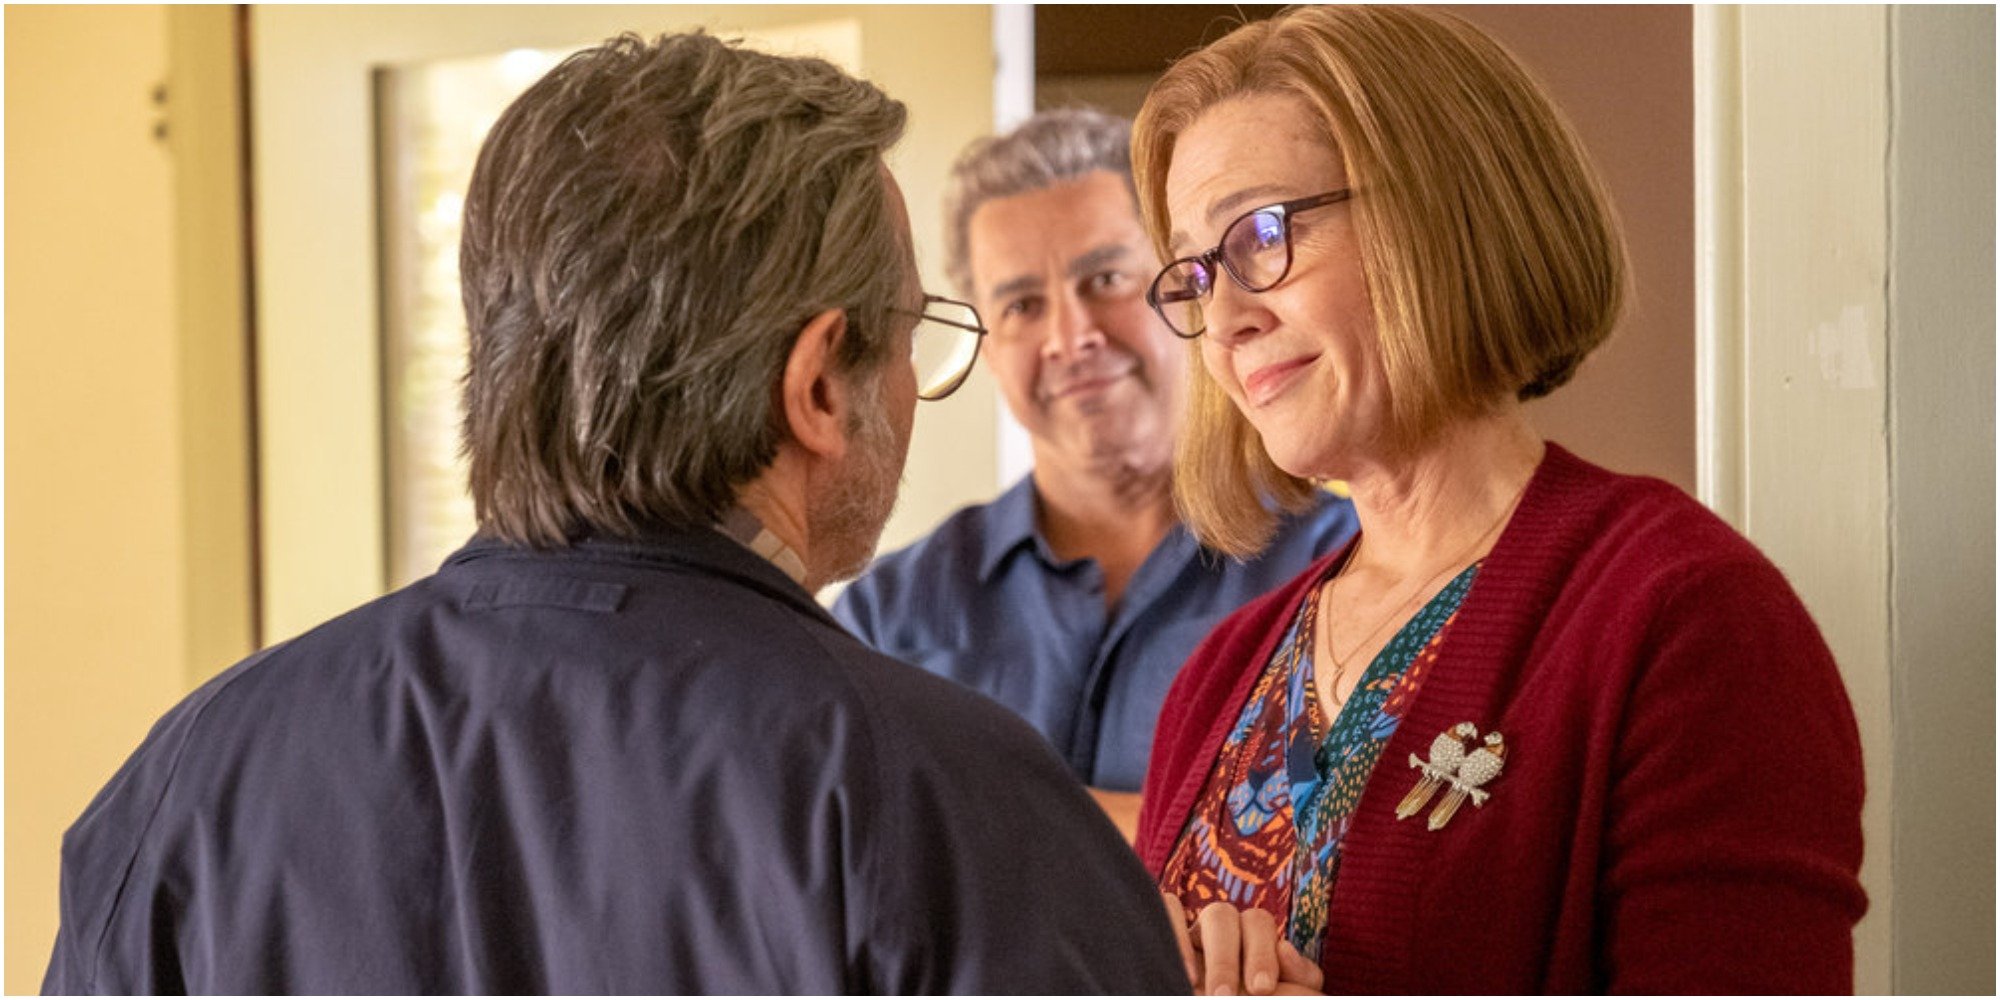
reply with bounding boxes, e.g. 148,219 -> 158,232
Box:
1160,561 -> 1480,960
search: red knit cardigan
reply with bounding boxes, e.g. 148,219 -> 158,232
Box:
1137,444 -> 1866,993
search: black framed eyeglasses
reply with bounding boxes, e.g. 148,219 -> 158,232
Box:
897,293 -> 987,401
1145,188 -> 1353,338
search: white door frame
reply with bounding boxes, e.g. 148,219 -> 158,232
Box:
1694,5 -> 1902,991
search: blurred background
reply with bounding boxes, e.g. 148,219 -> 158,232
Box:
6,5 -> 1992,992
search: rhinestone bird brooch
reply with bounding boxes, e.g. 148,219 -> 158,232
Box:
1396,722 -> 1507,831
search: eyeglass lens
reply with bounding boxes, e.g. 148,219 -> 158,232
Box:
911,298 -> 984,400
1151,206 -> 1296,337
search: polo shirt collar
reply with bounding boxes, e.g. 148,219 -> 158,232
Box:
975,475 -> 1204,590
978,476 -> 1049,581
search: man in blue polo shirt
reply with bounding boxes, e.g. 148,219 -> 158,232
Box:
834,109 -> 1356,838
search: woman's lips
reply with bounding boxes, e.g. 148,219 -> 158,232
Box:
1241,355 -> 1317,407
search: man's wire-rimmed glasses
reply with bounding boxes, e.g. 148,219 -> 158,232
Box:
1145,188 -> 1353,338
901,293 -> 987,401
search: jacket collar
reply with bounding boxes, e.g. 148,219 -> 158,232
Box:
444,524 -> 835,627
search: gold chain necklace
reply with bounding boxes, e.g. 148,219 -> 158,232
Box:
1314,476 -> 1533,707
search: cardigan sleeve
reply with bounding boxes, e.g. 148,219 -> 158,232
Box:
1596,552 -> 1868,993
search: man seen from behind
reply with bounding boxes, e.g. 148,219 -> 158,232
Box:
43,36 -> 1187,995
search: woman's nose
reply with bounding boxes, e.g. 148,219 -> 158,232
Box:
1201,274 -> 1271,347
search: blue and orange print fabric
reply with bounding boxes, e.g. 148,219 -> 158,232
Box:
1160,561 -> 1480,961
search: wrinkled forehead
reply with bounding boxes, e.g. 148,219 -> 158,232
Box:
1163,93 -> 1345,251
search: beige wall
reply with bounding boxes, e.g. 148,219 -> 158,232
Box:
1886,5 -> 1995,993
1443,5 -> 1696,493
3,6 -> 237,991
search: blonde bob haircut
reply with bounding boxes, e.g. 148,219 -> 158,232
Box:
1133,5 -> 1627,557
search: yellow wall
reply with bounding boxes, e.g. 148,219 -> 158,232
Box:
6,6 -> 183,988
4,6 -> 249,990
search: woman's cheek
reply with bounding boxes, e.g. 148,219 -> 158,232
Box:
1200,340 -> 1237,397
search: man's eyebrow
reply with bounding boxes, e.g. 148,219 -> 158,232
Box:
986,244 -> 1143,299
987,273 -> 1043,302
1066,244 -> 1135,279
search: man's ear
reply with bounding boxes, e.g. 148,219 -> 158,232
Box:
778,307 -> 854,462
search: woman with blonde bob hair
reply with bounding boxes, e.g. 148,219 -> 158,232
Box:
1130,6 -> 1865,994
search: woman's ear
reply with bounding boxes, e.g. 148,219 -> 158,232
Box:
778,307 -> 854,461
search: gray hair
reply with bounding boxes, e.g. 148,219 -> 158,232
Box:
459,32 -> 909,546
942,107 -> 1135,298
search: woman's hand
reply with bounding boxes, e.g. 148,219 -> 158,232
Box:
1163,894 -> 1326,996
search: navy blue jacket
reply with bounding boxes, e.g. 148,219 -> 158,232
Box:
44,528 -> 1188,994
